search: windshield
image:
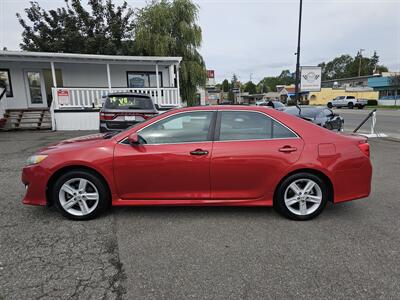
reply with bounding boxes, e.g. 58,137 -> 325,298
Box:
105,95 -> 154,110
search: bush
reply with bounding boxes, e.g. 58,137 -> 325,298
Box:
367,99 -> 378,106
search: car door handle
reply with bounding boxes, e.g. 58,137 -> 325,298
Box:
190,149 -> 209,156
279,146 -> 297,153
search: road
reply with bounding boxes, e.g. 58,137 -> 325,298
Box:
333,108 -> 400,139
1,131 -> 400,299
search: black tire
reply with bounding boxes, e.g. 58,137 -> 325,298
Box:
327,102 -> 333,108
52,170 -> 110,220
357,105 -> 364,109
274,172 -> 328,221
348,102 -> 354,109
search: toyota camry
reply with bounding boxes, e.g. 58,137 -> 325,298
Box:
22,106 -> 372,221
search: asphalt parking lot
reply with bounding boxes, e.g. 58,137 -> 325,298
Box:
1,130 -> 400,299
333,108 -> 400,139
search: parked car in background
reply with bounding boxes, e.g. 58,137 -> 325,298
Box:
278,106 -> 344,131
257,100 -> 286,109
327,96 -> 367,109
22,106 -> 372,221
99,93 -> 158,132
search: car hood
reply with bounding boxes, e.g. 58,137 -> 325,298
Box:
37,133 -> 108,154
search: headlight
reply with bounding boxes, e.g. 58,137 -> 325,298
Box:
26,155 -> 48,166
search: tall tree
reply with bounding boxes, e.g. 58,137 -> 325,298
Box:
17,0 -> 135,55
221,79 -> 230,92
231,74 -> 239,88
134,0 -> 206,106
244,81 -> 256,94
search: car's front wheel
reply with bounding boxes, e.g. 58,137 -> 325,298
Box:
274,173 -> 328,220
327,102 -> 333,108
52,170 -> 109,220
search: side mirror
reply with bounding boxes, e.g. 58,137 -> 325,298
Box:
154,104 -> 160,110
128,132 -> 140,145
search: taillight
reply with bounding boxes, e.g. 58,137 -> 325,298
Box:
143,114 -> 157,119
358,142 -> 370,157
100,112 -> 116,121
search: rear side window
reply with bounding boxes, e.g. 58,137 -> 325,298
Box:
218,111 -> 296,141
347,96 -> 355,99
105,95 -> 154,110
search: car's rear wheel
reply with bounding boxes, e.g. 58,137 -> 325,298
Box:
52,170 -> 109,220
274,173 -> 328,220
348,102 -> 354,109
327,102 -> 333,108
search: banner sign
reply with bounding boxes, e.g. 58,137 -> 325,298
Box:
300,66 -> 321,92
57,89 -> 70,105
207,70 -> 215,79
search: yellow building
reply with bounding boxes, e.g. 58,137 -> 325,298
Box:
309,88 -> 379,105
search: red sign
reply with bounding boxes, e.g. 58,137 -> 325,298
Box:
207,70 -> 215,79
57,89 -> 70,105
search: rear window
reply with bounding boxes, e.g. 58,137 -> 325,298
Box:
105,95 -> 154,110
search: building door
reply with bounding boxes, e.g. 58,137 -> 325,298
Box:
24,70 -> 47,108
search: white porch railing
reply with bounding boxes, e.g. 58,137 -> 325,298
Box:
51,87 -> 181,109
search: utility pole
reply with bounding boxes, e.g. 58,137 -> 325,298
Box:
294,0 -> 303,106
358,48 -> 365,77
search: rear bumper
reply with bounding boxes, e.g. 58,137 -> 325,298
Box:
332,159 -> 372,203
99,120 -> 140,132
21,164 -> 51,206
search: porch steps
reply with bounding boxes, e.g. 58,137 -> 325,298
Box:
0,109 -> 52,130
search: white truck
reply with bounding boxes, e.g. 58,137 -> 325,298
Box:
327,96 -> 367,109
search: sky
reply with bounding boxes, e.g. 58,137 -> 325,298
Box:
0,0 -> 399,83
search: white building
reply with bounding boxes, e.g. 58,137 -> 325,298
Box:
0,51 -> 182,130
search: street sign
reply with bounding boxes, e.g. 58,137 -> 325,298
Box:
300,66 -> 321,92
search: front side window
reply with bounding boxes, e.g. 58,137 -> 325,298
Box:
0,69 -> 13,97
127,72 -> 163,88
218,111 -> 296,141
139,111 -> 214,144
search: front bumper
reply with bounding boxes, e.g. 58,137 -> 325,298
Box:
21,164 -> 51,206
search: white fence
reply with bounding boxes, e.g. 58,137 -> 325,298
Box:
51,87 -> 181,109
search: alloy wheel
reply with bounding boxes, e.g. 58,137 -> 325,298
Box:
58,178 -> 99,216
284,179 -> 322,216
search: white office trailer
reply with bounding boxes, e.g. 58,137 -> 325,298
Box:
0,51 -> 182,130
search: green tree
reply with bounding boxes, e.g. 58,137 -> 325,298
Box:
244,81 -> 256,94
134,0 -> 206,106
221,79 -> 230,92
318,52 -> 388,80
17,0 -> 135,54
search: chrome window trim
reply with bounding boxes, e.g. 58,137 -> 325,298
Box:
118,108 -> 301,145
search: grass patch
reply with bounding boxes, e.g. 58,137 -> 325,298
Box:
365,105 -> 400,110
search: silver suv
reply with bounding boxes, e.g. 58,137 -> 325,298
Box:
99,93 -> 158,132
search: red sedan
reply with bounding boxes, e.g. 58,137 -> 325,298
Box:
22,106 -> 372,221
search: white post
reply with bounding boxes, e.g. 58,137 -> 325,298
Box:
50,61 -> 57,88
370,110 -> 376,135
176,63 -> 180,105
106,63 -> 112,92
155,63 -> 160,105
